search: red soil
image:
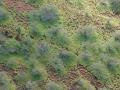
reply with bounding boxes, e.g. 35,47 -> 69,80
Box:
0,64 -> 18,77
4,0 -> 34,30
5,0 -> 34,13
48,64 -> 104,90
77,65 -> 104,89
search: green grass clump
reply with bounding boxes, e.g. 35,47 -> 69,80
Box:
78,51 -> 93,66
59,50 -> 77,67
106,44 -> 117,54
73,78 -> 96,90
0,0 -> 4,6
6,57 -> 21,69
97,0 -> 110,12
89,62 -> 111,83
26,0 -> 43,4
39,4 -> 59,23
31,66 -> 48,81
35,41 -> 49,57
98,87 -> 109,90
0,72 -> 16,90
29,24 -> 42,38
47,27 -> 69,47
105,20 -> 113,31
20,36 -> 33,58
105,34 -> 120,54
0,32 -> 7,44
100,55 -> 120,74
113,42 -> 120,53
77,25 -> 97,43
114,33 -> 120,42
106,42 -> 120,54
29,4 -> 59,24
107,59 -> 120,74
46,81 -> 64,90
110,32 -> 120,53
15,72 -> 30,86
49,57 -> 66,76
25,81 -> 41,90
4,38 -> 20,54
0,7 -> 9,23
68,0 -> 84,9
109,0 -> 120,14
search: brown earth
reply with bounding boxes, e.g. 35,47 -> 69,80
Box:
48,64 -> 104,90
4,0 -> 35,30
4,0 -> 34,13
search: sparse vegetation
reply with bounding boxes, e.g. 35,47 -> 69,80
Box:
49,57 -> 66,76
114,33 -> 120,42
79,51 -> 92,66
0,72 -> 16,90
6,57 -> 21,69
35,41 -> 49,57
20,36 -> 33,58
4,38 -> 20,54
29,4 -> 59,24
73,78 -> 96,90
39,4 -> 59,23
0,32 -> 6,44
47,27 -> 69,47
25,81 -> 41,90
77,25 -> 97,43
0,0 -> 120,89
59,50 -> 77,67
29,25 -> 42,38
46,81 -> 64,90
15,72 -> 30,85
100,54 -> 120,74
89,62 -> 111,83
26,0 -> 43,4
105,20 -> 113,31
0,7 -> 9,23
107,59 -> 120,74
31,66 -> 48,81
109,0 -> 120,14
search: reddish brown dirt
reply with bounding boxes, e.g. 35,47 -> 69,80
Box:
100,11 -> 120,19
4,0 -> 35,30
48,64 -> 104,90
0,63 -> 26,77
0,24 -> 17,38
77,65 -> 104,89
5,0 -> 34,13
48,66 -> 80,89
14,13 -> 30,30
0,63 -> 27,90
0,63 -> 18,77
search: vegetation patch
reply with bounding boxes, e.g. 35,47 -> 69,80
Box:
0,0 -> 120,89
